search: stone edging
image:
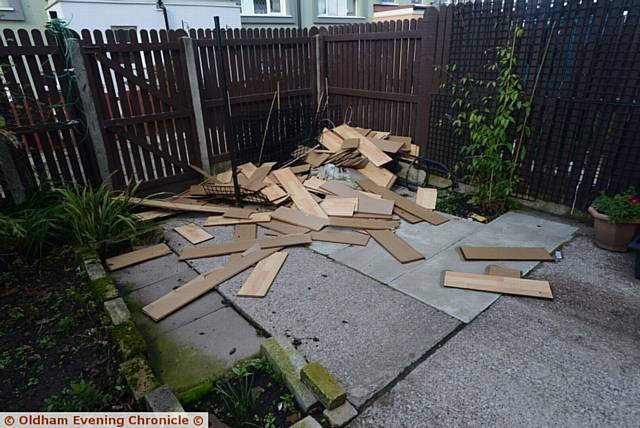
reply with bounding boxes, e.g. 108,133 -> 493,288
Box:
77,249 -> 184,411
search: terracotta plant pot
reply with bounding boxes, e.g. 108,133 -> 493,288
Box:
588,206 -> 640,252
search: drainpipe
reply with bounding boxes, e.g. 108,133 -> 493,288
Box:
157,0 -> 170,31
296,0 -> 302,30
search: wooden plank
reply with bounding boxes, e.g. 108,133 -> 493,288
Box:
230,223 -> 258,263
306,151 -> 330,167
143,248 -> 280,321
459,247 -> 554,261
224,207 -> 257,219
370,138 -> 404,153
289,164 -> 312,174
126,197 -> 228,214
273,168 -> 328,218
333,124 -> 392,167
320,198 -> 357,217
359,162 -> 397,189
320,180 -> 394,215
328,217 -> 400,230
310,231 -> 370,246
358,180 -> 448,225
260,219 -> 310,235
319,128 -> 343,152
189,164 -> 212,178
393,207 -> 422,224
443,271 -> 553,299
179,234 -> 311,260
368,229 -> 424,263
388,135 -> 412,150
106,243 -> 172,271
304,176 -> 331,195
354,127 -> 371,136
271,206 -> 329,231
244,162 -> 276,191
133,210 -> 176,222
369,131 -> 391,139
204,213 -> 271,226
174,223 -> 214,244
237,251 -> 288,298
216,170 -> 232,183
340,138 -> 360,150
235,223 -> 257,241
261,184 -> 288,202
486,265 -> 522,278
416,188 -> 437,209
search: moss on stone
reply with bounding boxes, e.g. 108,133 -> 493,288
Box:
148,335 -> 229,394
176,380 -> 215,405
90,276 -> 118,301
300,362 -> 346,410
120,357 -> 160,400
112,320 -> 147,360
75,246 -> 99,264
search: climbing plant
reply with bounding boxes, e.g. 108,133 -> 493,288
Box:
445,27 -> 531,214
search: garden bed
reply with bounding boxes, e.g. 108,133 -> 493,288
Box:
0,251 -> 135,411
189,357 -> 304,427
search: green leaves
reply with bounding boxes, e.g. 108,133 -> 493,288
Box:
592,188 -> 640,224
445,28 -> 531,213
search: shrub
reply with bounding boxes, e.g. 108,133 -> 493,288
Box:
44,380 -> 111,411
591,188 -> 640,224
446,27 -> 531,213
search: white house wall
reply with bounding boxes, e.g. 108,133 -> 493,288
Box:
46,0 -> 241,32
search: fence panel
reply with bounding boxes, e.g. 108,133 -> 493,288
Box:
426,0 -> 640,208
191,27 -> 314,164
0,28 -> 99,196
322,20 -> 430,145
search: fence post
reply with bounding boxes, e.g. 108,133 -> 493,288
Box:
179,36 -> 211,173
67,39 -> 113,189
313,33 -> 324,105
414,8 -> 440,152
0,142 -> 26,205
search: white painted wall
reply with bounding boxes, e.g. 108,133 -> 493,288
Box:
46,0 -> 241,32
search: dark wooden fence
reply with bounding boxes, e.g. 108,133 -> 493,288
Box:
2,0 -> 639,209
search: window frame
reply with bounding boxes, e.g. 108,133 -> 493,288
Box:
241,0 -> 287,16
317,0 -> 360,18
0,0 -> 25,21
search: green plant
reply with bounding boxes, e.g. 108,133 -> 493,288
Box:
263,413 -> 276,428
280,393 -> 295,414
447,27 -> 531,213
249,356 -> 282,384
57,316 -> 74,335
38,336 -> 56,350
44,380 -> 111,411
56,182 -> 141,246
215,374 -> 258,427
232,365 -> 251,379
591,188 -> 640,224
0,351 -> 11,369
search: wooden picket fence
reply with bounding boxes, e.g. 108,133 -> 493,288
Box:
1,0 -> 639,208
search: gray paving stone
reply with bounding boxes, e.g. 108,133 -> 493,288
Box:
216,246 -> 461,407
291,416 -> 322,428
148,307 -> 263,393
144,384 -> 184,412
110,253 -> 190,293
389,211 -> 577,322
351,235 -> 640,428
324,401 -> 357,427
125,269 -> 226,338
103,297 -> 131,326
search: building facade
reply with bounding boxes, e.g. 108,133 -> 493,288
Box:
1,0 -> 50,31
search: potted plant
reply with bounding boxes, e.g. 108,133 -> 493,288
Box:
588,189 -> 640,252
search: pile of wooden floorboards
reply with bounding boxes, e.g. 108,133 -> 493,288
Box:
121,124 -> 554,323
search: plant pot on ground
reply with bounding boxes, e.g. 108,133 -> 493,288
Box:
588,190 -> 640,252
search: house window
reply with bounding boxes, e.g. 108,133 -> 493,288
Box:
242,0 -> 285,15
318,0 -> 357,17
0,0 -> 25,21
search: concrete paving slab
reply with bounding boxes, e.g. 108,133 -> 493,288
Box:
216,246 -> 461,407
148,306 -> 263,394
350,235 -> 640,427
124,269 -> 227,339
394,215 -> 483,257
328,239 -> 425,284
389,211 -> 577,322
110,253 -> 191,293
